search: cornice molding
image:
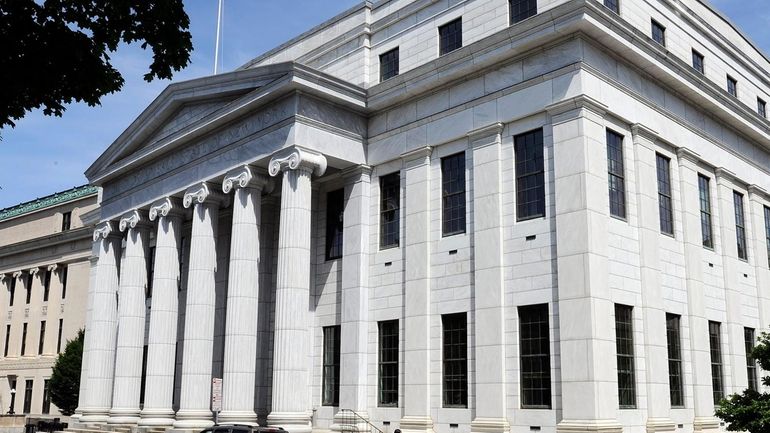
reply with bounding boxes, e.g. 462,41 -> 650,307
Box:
545,95 -> 608,118
400,146 -> 433,163
340,164 -> 373,183
467,122 -> 504,148
0,185 -> 97,223
676,147 -> 701,165
631,124 -> 659,142
268,146 -> 328,177
748,184 -> 770,202
148,197 -> 185,221
714,167 -> 743,187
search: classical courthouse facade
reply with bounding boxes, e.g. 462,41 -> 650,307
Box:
74,1 -> 770,433
0,185 -> 98,416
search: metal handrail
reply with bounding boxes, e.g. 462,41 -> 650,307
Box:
337,409 -> 384,433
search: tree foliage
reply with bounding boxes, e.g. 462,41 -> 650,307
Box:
0,0 -> 192,128
49,329 -> 83,416
716,331 -> 770,433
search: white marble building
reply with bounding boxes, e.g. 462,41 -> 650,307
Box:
75,1 -> 770,433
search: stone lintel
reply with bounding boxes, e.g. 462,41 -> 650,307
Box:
545,94 -> 608,120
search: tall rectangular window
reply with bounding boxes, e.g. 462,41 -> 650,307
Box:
692,50 -> 705,74
515,129 -> 545,220
322,325 -> 341,406
378,320 -> 399,407
442,153 -> 466,236
442,312 -> 468,407
4,325 -> 10,357
759,98 -> 767,118
42,379 -> 50,414
604,0 -> 619,14
509,0 -> 537,24
325,189 -> 344,261
61,265 -> 68,299
25,273 -> 33,304
380,173 -> 400,249
519,304 -> 552,408
709,321 -> 724,405
43,270 -> 51,302
56,319 -> 63,354
656,154 -> 674,235
666,314 -> 684,407
438,18 -> 462,56
745,327 -> 758,392
380,48 -> 399,82
699,175 -> 714,248
23,380 -> 32,414
61,211 -> 71,231
615,304 -> 636,408
21,322 -> 27,356
606,129 -> 626,219
734,191 -> 748,260
651,20 -> 666,46
9,277 -> 15,307
764,206 -> 770,269
38,321 -> 45,355
727,76 -> 738,97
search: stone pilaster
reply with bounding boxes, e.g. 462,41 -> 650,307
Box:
546,96 -> 622,433
331,165 -> 372,432
139,197 -> 185,427
219,166 -> 269,425
747,186 -> 770,336
72,248 -> 99,422
399,146 -> 434,433
676,149 -> 719,432
468,124 -> 510,433
80,222 -> 122,424
267,147 -> 326,433
631,125 -> 675,433
174,182 -> 223,430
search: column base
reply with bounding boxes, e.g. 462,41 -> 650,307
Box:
108,408 -> 141,425
556,420 -> 623,433
217,410 -> 258,426
646,418 -> 676,433
138,408 -> 177,427
267,411 -> 312,433
80,408 -> 111,424
330,410 -> 369,433
173,409 -> 214,429
399,415 -> 435,433
471,417 -> 510,433
693,417 -> 720,432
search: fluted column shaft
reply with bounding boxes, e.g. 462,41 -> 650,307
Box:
81,223 -> 122,423
220,167 -> 267,424
139,198 -> 184,427
109,211 -> 151,425
174,184 -> 221,429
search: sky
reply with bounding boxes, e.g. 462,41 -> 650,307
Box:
0,0 -> 767,209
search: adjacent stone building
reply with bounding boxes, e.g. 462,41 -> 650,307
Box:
0,185 -> 98,417
75,1 -> 770,433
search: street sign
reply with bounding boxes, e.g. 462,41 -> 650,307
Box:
211,377 -> 223,413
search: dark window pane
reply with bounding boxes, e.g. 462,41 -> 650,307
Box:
759,98 -> 767,118
734,192 -> 747,260
43,270 -> 50,302
604,0 -> 619,13
519,304 -> 551,408
764,206 -> 770,269
38,321 -> 45,355
666,314 -> 684,407
23,380 -> 32,414
380,173 -> 401,249
745,328 -> 758,392
61,266 -> 68,299
26,273 -> 33,304
515,129 -> 545,221
651,20 -> 665,46
326,189 -> 345,260
727,76 -> 738,97
510,0 -> 537,24
42,379 -> 50,414
442,313 -> 468,407
692,50 -> 705,74
9,277 -> 15,307
21,322 -> 27,356
607,130 -> 626,219
442,153 -> 466,236
322,325 -> 341,406
698,175 -> 714,248
61,212 -> 71,231
56,319 -> 63,354
615,304 -> 636,408
709,321 -> 724,405
378,320 -> 399,406
380,48 -> 399,82
656,154 -> 674,235
4,325 -> 10,357
439,18 -> 462,55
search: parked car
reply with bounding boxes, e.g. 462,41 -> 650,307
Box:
201,424 -> 286,433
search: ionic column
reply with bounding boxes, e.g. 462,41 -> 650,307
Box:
631,125 -> 675,433
676,149 -> 719,432
267,147 -> 327,433
174,183 -> 223,429
546,96 -> 622,433
219,166 -> 269,425
399,146 -> 434,433
468,125 -> 510,433
80,222 -> 122,423
139,198 -> 185,427
331,165 -> 372,431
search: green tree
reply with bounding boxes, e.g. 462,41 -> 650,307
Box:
49,329 -> 83,416
0,0 -> 192,128
715,331 -> 770,432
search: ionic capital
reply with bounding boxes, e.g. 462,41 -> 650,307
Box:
119,209 -> 151,232
28,267 -> 39,277
12,271 -> 22,280
149,197 -> 185,221
183,182 -> 224,209
222,165 -> 271,193
268,147 -> 327,178
93,221 -> 117,242
47,264 -> 58,273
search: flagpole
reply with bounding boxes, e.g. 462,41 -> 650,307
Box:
214,0 -> 224,74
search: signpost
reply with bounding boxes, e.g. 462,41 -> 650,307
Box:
211,377 -> 223,425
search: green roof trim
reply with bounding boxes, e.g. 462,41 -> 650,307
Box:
0,185 -> 98,222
